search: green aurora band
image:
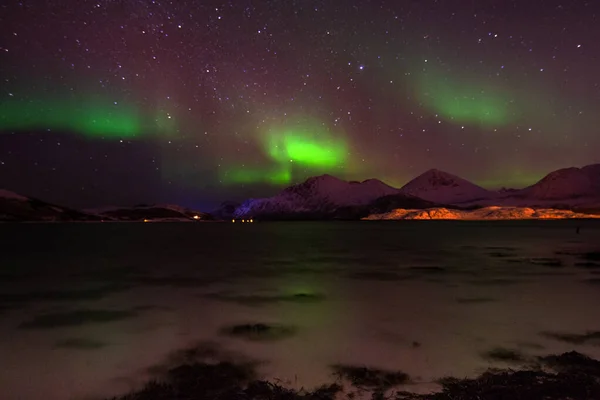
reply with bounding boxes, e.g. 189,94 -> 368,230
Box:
0,98 -> 142,138
415,73 -> 515,127
220,165 -> 292,185
265,130 -> 347,167
221,121 -> 348,185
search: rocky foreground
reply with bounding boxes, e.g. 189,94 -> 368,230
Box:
107,348 -> 600,400
364,206 -> 600,220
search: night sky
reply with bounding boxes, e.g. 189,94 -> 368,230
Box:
1,0 -> 599,210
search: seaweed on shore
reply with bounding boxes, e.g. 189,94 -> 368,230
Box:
331,364 -> 411,389
107,351 -> 600,400
108,361 -> 341,400
220,323 -> 297,342
396,369 -> 600,400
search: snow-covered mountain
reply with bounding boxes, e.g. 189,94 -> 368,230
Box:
4,162 -> 599,222
228,164 -> 600,219
518,164 -> 600,200
233,174 -> 402,219
459,164 -> 600,211
281,174 -> 400,205
399,169 -> 496,204
0,189 -> 101,222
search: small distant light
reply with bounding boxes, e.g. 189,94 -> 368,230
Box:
193,215 -> 200,220
232,219 -> 235,223
242,219 -> 245,223
250,219 -> 253,223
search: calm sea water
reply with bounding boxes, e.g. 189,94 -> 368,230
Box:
1,221 -> 600,400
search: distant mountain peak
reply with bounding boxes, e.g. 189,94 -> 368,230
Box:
415,168 -> 465,181
0,189 -> 101,222
400,169 -> 493,204
291,174 -> 346,189
582,163 -> 600,174
542,167 -> 581,180
0,189 -> 29,201
310,173 -> 340,181
521,163 -> 600,200
422,168 -> 446,174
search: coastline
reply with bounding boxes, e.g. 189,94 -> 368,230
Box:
106,348 -> 600,400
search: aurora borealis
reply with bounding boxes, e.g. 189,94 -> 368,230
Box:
414,71 -> 515,127
0,97 -> 143,138
1,0 -> 599,208
221,122 -> 348,186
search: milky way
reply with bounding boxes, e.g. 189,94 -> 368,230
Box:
1,0 -> 599,209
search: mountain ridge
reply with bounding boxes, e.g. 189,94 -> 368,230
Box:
232,174 -> 401,219
0,189 -> 102,222
0,190 -> 210,222
228,163 -> 600,219
3,162 -> 600,221
519,164 -> 600,200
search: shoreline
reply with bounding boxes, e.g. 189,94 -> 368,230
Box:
105,349 -> 600,400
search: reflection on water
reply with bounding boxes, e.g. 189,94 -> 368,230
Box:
0,221 -> 599,399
